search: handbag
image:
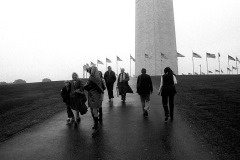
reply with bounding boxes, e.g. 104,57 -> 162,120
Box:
79,103 -> 88,115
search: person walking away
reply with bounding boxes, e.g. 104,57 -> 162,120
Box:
61,80 -> 75,125
99,71 -> 107,122
70,72 -> 87,128
137,68 -> 153,117
104,66 -> 116,102
158,67 -> 177,122
117,68 -> 133,102
84,66 -> 104,137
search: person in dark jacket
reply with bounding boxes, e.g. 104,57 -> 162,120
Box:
158,67 -> 177,122
70,72 -> 87,128
117,68 -> 133,102
104,66 -> 116,102
61,80 -> 74,125
137,68 -> 153,117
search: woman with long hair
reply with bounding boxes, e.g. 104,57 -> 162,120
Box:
158,67 -> 177,122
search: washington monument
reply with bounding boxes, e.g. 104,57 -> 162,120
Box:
135,0 -> 178,76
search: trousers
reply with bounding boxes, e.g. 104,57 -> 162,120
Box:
66,103 -> 74,118
140,94 -> 150,112
162,95 -> 174,118
106,82 -> 114,99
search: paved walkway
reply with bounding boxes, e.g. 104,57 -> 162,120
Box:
0,78 -> 216,160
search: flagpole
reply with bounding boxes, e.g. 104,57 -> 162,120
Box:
192,51 -> 194,75
83,66 -> 84,78
228,55 -> 230,75
161,54 -> 163,75
116,56 -> 118,76
85,64 -> 87,78
200,64 -> 201,75
236,59 -> 238,74
130,55 -> 131,77
206,53 -> 208,75
218,53 -> 220,75
144,55 -> 146,69
106,60 -> 107,71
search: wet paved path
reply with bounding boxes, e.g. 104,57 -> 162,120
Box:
0,78 -> 216,160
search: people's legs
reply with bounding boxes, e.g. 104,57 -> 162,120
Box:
107,83 -> 114,101
92,108 -> 99,137
169,95 -> 174,120
162,96 -> 169,121
119,86 -> 125,101
106,83 -> 111,100
73,111 -> 80,128
67,104 -> 74,118
122,93 -> 126,101
141,94 -> 148,117
109,83 -> 114,99
74,111 -> 80,122
140,95 -> 146,113
91,108 -> 99,128
144,94 -> 150,111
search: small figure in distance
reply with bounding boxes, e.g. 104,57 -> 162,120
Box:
117,68 -> 133,102
158,67 -> 177,122
137,68 -> 153,117
104,66 -> 116,102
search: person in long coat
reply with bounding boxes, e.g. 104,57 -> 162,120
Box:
84,66 -> 104,136
158,67 -> 177,122
137,68 -> 153,117
70,72 -> 87,128
117,68 -> 133,102
104,66 -> 116,102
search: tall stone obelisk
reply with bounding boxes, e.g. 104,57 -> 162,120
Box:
135,0 -> 178,76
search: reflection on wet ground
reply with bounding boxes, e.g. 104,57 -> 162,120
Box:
0,78 -> 216,160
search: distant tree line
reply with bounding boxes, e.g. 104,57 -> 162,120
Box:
0,79 -> 26,85
0,78 -> 52,85
13,79 -> 26,84
0,82 -> 8,85
42,78 -> 51,82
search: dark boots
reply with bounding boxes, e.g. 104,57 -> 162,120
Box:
92,117 -> 99,137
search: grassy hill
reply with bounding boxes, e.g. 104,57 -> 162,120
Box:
0,75 -> 240,158
0,80 -> 87,142
152,75 -> 240,158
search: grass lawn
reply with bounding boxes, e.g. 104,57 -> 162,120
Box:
152,75 -> 240,159
0,75 -> 240,159
0,79 -> 87,142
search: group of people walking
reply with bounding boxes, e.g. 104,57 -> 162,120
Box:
61,66 -> 177,137
103,66 -> 133,102
61,66 -> 105,137
137,67 -> 177,121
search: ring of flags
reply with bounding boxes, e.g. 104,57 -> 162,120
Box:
82,51 -> 239,77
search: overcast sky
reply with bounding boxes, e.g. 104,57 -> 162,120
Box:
0,0 -> 240,83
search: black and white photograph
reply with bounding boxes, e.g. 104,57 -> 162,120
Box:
0,0 -> 239,159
